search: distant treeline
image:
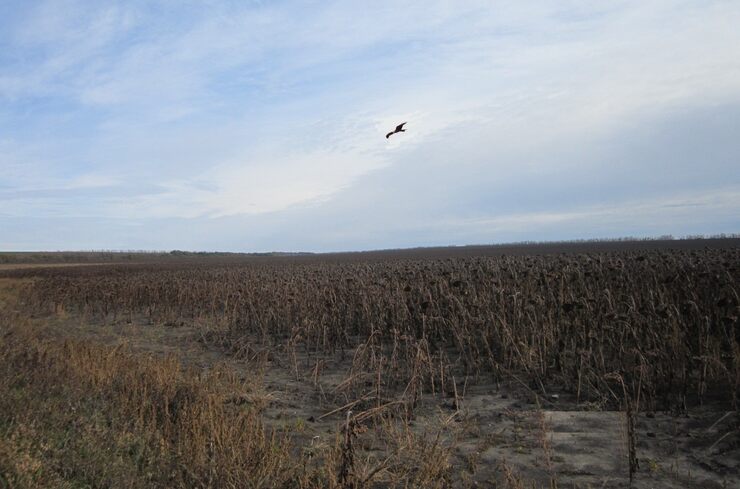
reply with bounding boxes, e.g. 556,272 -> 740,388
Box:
1,234 -> 738,264
0,250 -> 313,265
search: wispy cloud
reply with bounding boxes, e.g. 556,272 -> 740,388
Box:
1,0 -> 739,250
449,187 -> 740,235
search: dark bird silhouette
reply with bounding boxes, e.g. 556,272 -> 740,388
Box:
386,122 -> 407,139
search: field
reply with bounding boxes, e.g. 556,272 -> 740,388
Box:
1,239 -> 738,488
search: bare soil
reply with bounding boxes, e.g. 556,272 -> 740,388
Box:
0,262 -> 113,271
23,304 -> 738,488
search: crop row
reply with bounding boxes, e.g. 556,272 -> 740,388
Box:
17,248 -> 740,411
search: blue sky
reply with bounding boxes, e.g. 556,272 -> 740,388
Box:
1,0 -> 739,252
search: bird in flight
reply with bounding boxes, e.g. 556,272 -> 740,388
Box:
386,122 -> 407,139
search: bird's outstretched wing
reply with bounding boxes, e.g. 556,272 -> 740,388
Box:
395,122 -> 407,131
386,131 -> 394,139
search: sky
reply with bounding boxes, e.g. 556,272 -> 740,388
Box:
1,0 -> 739,252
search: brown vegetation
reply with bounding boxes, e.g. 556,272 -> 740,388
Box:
14,247 -> 740,411
1,243 -> 738,487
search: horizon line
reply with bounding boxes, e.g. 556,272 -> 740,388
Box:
2,233 -> 738,256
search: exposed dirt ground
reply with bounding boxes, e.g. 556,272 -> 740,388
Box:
9,302 -> 734,487
0,263 -> 115,271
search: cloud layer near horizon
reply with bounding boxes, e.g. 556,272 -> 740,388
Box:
1,0 -> 739,251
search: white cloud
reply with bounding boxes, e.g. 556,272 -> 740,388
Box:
62,174 -> 120,190
1,1 -> 740,249
450,187 -> 740,234
107,148 -> 388,219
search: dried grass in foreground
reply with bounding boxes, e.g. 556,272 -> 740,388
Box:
0,323 -> 303,488
0,321 -> 482,489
